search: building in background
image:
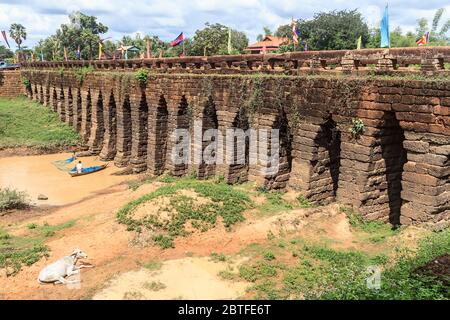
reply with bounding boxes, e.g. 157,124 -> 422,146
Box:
245,36 -> 289,54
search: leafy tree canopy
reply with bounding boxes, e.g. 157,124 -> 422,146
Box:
189,23 -> 249,56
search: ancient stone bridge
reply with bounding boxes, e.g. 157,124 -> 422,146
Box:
1,47 -> 449,230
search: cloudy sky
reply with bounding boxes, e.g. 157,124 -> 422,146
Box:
0,0 -> 449,49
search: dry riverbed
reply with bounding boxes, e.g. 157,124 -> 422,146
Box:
0,153 -> 443,300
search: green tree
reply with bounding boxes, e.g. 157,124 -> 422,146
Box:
274,10 -> 369,51
257,26 -> 273,41
304,10 -> 369,50
9,23 -> 27,50
189,23 -> 248,56
34,11 -> 108,60
0,45 -> 14,60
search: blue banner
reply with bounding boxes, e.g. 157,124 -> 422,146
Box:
380,5 -> 390,48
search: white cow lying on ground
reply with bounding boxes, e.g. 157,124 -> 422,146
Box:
38,248 -> 93,284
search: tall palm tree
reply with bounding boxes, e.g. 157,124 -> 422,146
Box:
9,23 -> 27,51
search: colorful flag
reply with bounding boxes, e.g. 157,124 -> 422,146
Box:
63,46 -> 68,61
357,36 -> 362,50
98,42 -> 103,60
292,18 -> 299,45
227,28 -> 232,54
380,4 -> 390,48
416,32 -> 429,46
1,31 -> 10,48
170,32 -> 184,47
76,45 -> 81,60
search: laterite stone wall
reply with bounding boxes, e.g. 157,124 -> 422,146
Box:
16,69 -> 450,230
0,71 -> 25,97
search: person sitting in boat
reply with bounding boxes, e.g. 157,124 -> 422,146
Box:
76,161 -> 83,174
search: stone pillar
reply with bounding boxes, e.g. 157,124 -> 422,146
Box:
130,91 -> 149,173
247,115 -> 278,188
376,53 -> 397,73
43,85 -> 50,107
400,132 -> 449,230
63,87 -> 73,126
421,53 -> 444,72
49,87 -> 57,113
165,97 -> 190,176
32,84 -> 38,102
341,55 -> 359,74
73,88 -> 82,132
147,95 -> 169,176
57,87 -> 66,122
37,84 -> 44,104
337,107 -> 406,223
289,121 -> 339,203
99,90 -> 117,161
195,98 -> 220,180
87,90 -> 105,155
114,94 -> 132,167
80,89 -> 91,145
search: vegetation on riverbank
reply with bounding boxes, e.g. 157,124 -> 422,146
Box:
0,97 -> 80,150
0,187 -> 30,212
220,223 -> 449,300
118,177 -> 253,248
0,219 -> 76,276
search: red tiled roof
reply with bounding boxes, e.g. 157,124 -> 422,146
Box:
246,36 -> 289,49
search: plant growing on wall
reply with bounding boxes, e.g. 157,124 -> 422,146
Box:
74,66 -> 94,85
349,118 -> 365,138
21,78 -> 30,89
135,69 -> 149,86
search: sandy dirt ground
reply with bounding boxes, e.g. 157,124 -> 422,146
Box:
0,167 -> 341,300
93,257 -> 250,300
0,153 -> 428,300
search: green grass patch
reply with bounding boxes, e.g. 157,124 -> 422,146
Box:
296,195 -> 316,208
142,280 -> 166,291
140,259 -> 163,271
0,226 -> 49,276
33,220 -> 76,238
256,192 -> 317,215
117,178 -> 252,249
127,175 -> 156,191
0,97 -> 80,149
233,228 -> 450,300
0,187 -> 30,212
0,219 -> 76,275
210,252 -> 227,262
257,191 -> 292,214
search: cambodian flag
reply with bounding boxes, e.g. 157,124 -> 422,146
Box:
170,32 -> 184,47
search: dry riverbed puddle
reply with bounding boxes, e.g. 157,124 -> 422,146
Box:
93,257 -> 250,300
0,153 -> 131,206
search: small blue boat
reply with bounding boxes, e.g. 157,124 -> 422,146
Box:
68,163 -> 108,177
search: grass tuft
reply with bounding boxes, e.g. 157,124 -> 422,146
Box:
0,188 -> 30,212
117,178 -> 252,249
